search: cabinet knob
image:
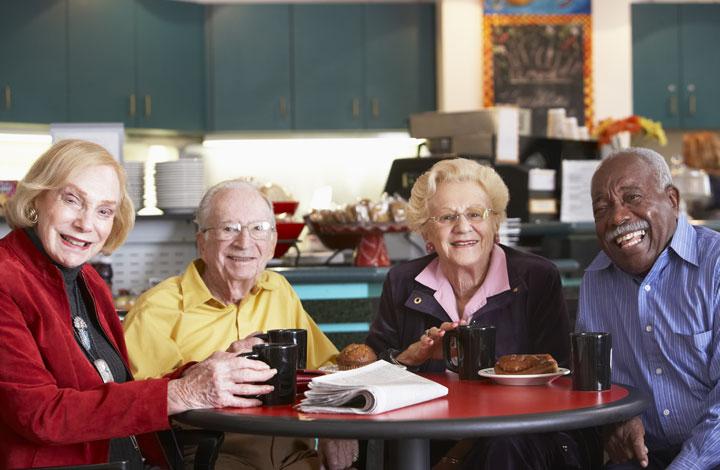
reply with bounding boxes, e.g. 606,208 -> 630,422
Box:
129,94 -> 137,118
352,98 -> 360,119
144,95 -> 152,118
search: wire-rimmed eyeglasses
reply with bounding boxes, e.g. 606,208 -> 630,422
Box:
425,207 -> 497,226
201,221 -> 276,240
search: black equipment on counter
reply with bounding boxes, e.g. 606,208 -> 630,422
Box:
383,136 -> 600,222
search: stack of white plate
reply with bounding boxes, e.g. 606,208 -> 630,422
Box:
155,159 -> 205,213
123,162 -> 144,212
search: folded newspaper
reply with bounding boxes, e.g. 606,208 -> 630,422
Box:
297,360 -> 448,415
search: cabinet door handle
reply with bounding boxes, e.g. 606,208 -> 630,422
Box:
279,96 -> 287,117
667,84 -> 677,116
3,85 -> 11,110
687,84 -> 696,116
371,98 -> 380,118
144,94 -> 152,118
129,94 -> 136,117
689,94 -> 697,116
352,98 -> 360,119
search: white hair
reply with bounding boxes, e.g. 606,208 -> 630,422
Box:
597,147 -> 673,190
194,179 -> 273,231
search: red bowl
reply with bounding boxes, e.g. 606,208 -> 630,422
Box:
272,201 -> 299,216
273,221 -> 305,258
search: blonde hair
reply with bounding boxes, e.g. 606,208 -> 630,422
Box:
406,158 -> 509,234
5,139 -> 135,252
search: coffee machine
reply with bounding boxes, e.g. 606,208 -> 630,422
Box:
386,110 -> 600,222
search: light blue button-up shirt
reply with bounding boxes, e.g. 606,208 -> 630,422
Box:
577,215 -> 720,469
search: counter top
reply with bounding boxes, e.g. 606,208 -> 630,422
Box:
270,266 -> 389,284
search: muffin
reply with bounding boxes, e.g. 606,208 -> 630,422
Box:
336,343 -> 378,370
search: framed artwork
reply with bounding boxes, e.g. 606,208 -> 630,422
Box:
482,14 -> 593,135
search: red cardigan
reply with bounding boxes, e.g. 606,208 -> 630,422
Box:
0,230 -> 171,469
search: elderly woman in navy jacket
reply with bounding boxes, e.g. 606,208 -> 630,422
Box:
366,158 -> 584,469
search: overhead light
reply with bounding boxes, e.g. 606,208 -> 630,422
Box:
0,133 -> 52,144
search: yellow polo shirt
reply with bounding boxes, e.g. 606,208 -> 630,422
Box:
123,259 -> 338,379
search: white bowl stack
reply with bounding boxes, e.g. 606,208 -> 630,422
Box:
155,159 -> 205,214
123,162 -> 144,212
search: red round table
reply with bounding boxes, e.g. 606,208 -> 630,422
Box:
175,373 -> 648,470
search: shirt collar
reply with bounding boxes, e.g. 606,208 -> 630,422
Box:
667,214 -> 698,267
414,244 -> 510,321
180,259 -> 280,310
585,213 -> 697,273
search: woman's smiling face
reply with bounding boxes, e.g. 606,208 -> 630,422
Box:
423,180 -> 499,271
34,165 -> 120,268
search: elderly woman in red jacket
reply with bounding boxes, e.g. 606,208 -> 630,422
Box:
0,140 -> 276,469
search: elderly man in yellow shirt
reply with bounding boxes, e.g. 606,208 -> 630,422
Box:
123,179 -> 356,470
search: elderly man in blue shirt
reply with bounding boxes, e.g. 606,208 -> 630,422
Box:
576,147 -> 720,469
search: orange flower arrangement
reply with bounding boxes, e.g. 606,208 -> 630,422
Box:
594,115 -> 667,147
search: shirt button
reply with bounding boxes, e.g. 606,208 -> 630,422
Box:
646,325 -> 653,333
644,285 -> 652,292
663,409 -> 670,416
655,367 -> 663,375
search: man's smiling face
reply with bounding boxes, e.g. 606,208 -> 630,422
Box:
591,154 -> 679,276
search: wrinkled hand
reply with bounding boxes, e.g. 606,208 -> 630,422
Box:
226,332 -> 265,354
167,351 -> 276,414
396,321 -> 460,367
605,416 -> 648,467
319,438 -> 358,470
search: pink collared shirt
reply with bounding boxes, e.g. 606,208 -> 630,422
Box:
415,244 -> 510,322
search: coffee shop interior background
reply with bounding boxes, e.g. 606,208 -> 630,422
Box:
0,0 -> 699,211
2,0 -> 720,346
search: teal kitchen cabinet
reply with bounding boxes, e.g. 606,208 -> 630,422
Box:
0,0 -> 68,124
67,0 -> 135,127
365,4 -> 436,129
208,5 -> 291,131
679,5 -> 720,129
135,0 -> 205,131
68,0 -> 204,131
632,4 -> 720,129
293,4 -> 436,130
293,5 -> 365,130
209,3 -> 436,131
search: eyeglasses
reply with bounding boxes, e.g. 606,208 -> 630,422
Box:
201,221 -> 275,241
426,207 -> 497,226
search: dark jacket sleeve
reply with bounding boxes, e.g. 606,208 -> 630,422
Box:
526,261 -> 571,368
366,275 -> 404,357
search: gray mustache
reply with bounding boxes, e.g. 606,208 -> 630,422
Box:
605,221 -> 650,242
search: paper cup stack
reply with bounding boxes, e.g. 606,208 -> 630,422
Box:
155,159 -> 205,214
123,162 -> 144,212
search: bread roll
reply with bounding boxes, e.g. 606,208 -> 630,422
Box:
494,354 -> 559,375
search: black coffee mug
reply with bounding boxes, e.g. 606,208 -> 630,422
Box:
240,343 -> 298,405
443,325 -> 496,380
570,332 -> 612,391
266,329 -> 307,370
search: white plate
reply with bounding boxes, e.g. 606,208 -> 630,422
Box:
478,367 -> 570,386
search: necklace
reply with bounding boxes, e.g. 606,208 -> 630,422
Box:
70,284 -> 115,384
